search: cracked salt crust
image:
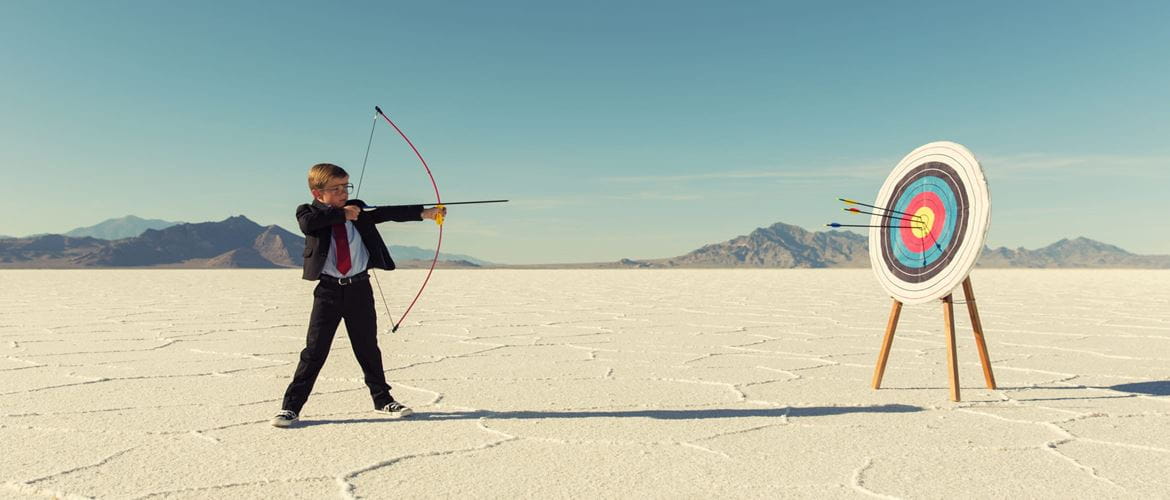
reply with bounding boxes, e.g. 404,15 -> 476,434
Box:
1,269 -> 1168,498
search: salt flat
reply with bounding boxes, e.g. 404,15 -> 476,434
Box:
2,269 -> 1168,499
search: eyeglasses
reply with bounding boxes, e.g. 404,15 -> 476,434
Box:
320,183 -> 354,195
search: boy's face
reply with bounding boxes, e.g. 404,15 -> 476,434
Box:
312,176 -> 351,208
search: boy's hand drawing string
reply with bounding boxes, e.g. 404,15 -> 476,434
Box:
355,105 -> 444,334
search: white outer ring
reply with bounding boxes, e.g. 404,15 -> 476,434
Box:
868,141 -> 991,305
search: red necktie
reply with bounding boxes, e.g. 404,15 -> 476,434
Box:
332,223 -> 351,275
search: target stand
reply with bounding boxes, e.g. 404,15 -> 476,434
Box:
871,277 -> 997,402
859,141 -> 998,402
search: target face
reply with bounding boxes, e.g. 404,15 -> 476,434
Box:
869,142 -> 990,305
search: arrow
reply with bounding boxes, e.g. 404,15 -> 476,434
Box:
827,223 -> 918,229
844,207 -> 922,221
839,198 -> 922,220
347,199 -> 509,210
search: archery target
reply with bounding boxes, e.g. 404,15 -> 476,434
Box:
869,141 -> 990,305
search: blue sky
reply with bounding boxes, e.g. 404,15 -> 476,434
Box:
3,1 -> 1168,263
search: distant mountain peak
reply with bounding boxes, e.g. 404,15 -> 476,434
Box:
763,221 -> 806,232
70,216 -> 292,267
217,215 -> 262,228
637,222 -> 869,268
64,215 -> 181,240
1042,236 -> 1130,255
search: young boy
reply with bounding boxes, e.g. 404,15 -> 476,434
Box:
272,163 -> 446,428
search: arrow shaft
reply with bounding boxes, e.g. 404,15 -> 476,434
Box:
845,207 -> 922,221
360,199 -> 508,209
839,198 -> 922,220
828,223 -> 919,229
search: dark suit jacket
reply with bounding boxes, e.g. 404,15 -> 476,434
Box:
297,200 -> 424,280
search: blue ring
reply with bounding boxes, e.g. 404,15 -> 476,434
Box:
889,176 -> 958,269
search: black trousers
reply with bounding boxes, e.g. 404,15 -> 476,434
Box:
281,278 -> 393,413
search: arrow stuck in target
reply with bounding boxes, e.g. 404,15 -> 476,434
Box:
843,207 -> 923,221
826,223 -> 920,229
833,198 -> 929,232
839,198 -> 924,221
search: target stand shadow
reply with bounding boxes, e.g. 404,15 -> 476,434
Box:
871,277 -> 996,402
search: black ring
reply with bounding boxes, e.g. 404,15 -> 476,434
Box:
880,161 -> 968,284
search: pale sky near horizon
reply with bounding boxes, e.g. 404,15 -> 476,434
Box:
3,1 -> 1168,263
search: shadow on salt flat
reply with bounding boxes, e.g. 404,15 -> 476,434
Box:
1109,381 -> 1170,396
971,381 -> 1170,401
296,404 -> 922,427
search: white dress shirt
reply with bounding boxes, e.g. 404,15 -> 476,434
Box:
321,220 -> 369,278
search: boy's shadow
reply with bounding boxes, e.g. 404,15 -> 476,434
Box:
297,404 -> 923,427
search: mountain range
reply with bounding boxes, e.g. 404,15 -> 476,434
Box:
602,222 -> 1170,269
2,217 -> 1167,269
0,216 -> 484,269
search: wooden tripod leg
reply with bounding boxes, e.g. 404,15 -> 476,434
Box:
943,294 -> 960,402
962,277 -> 997,389
872,299 -> 903,389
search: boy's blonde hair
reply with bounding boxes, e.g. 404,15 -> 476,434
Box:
307,163 -> 349,190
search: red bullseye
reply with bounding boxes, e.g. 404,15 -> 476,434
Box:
898,191 -> 946,253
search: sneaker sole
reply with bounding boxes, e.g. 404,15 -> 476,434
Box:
376,408 -> 413,418
271,418 -> 297,428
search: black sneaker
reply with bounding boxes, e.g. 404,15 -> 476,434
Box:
375,401 -> 413,418
271,410 -> 298,428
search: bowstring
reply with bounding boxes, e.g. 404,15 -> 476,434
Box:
355,113 -> 377,199
355,111 -> 396,333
